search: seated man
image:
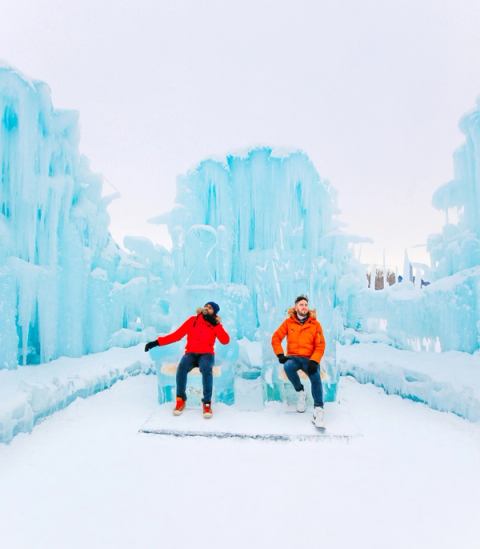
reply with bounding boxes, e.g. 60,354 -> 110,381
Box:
271,295 -> 326,428
145,302 -> 230,418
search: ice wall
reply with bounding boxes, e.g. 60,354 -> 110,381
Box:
428,100 -> 480,278
344,272 -> 480,353
344,99 -> 480,354
151,148 -> 365,400
0,66 -> 170,368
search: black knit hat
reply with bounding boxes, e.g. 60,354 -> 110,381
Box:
295,295 -> 309,304
205,301 -> 220,315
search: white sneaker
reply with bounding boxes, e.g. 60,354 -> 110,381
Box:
313,406 -> 325,428
296,390 -> 306,413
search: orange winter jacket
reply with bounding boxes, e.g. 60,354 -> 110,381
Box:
271,309 -> 326,363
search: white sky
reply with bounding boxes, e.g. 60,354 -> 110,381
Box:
2,0 -> 480,271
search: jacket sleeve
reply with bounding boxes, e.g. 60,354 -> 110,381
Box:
310,323 -> 326,363
157,317 -> 194,346
214,323 -> 230,345
271,320 -> 288,356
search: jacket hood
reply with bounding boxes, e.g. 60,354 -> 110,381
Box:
287,307 -> 317,320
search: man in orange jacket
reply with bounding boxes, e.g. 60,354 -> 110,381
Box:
271,295 -> 326,427
144,302 -> 230,418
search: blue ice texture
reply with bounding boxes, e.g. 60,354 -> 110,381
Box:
0,65 -> 365,414
149,147 -> 365,407
0,66 -> 172,370
2,63 -> 480,435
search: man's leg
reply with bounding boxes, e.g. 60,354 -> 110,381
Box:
283,358 -> 304,392
176,354 -> 197,400
198,353 -> 214,403
299,358 -> 324,408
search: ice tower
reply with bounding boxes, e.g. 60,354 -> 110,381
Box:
151,148 -> 364,405
429,101 -> 480,277
0,65 -> 171,368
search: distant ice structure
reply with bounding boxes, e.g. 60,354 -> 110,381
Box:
150,148 -> 365,405
344,98 -> 480,354
0,65 -> 170,369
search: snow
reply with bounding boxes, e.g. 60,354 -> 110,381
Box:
2,343 -> 480,445
1,60 -> 480,548
140,400 -> 360,441
338,343 -> 480,421
0,374 -> 478,549
0,345 -> 153,444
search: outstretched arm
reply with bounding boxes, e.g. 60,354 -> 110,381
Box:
271,320 -> 288,356
157,317 -> 194,346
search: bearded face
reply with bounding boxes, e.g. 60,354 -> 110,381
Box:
203,304 -> 215,316
294,299 -> 309,316
202,303 -> 217,325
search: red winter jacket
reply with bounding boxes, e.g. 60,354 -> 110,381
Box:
156,313 -> 230,354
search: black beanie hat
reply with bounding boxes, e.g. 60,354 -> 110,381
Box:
205,301 -> 220,315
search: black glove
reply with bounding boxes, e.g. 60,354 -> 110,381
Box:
307,359 -> 319,375
144,340 -> 159,352
277,353 -> 287,364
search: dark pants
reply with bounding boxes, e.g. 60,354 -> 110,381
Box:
284,356 -> 324,407
176,353 -> 215,403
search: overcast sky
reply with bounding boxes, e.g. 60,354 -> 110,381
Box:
2,0 -> 480,270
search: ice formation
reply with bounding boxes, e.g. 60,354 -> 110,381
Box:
344,98 -> 480,354
150,148 -> 364,405
429,101 -> 480,278
1,64 -> 365,412
0,66 -> 170,369
3,62 -> 480,432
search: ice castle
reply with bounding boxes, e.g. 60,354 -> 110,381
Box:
0,65 -> 365,409
2,63 -> 480,414
148,148 -> 364,405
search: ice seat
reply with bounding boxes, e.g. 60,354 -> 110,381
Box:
157,359 -> 234,406
278,367 -> 329,382
160,363 -> 222,377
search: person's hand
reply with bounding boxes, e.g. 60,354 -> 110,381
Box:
144,340 -> 159,352
277,353 -> 287,364
307,359 -> 318,375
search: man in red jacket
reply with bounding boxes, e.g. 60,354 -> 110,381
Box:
144,302 -> 230,418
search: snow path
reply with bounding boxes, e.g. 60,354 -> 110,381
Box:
1,376 -> 479,549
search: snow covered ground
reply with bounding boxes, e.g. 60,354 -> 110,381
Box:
1,374 -> 479,549
3,342 -> 480,444
0,346 -> 153,443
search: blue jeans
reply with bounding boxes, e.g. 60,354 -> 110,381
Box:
284,356 -> 324,407
176,353 -> 215,403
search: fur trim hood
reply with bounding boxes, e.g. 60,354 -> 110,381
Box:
287,307 -> 317,320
